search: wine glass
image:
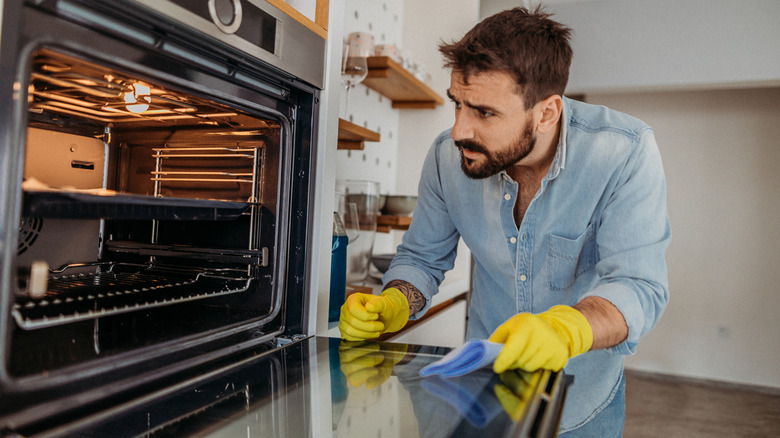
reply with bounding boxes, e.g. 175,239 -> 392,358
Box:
340,43 -> 368,117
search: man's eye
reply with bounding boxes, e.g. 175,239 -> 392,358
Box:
477,109 -> 493,118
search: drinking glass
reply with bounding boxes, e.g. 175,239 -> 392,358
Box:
336,180 -> 380,285
340,43 -> 368,116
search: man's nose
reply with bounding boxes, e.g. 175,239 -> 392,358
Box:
450,111 -> 473,142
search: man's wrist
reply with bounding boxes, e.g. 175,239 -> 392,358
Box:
385,279 -> 426,315
573,297 -> 628,350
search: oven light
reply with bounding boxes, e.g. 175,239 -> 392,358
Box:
124,83 -> 151,113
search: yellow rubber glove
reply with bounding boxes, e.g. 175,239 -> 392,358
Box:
488,305 -> 593,373
338,288 -> 410,341
338,341 -> 408,389
494,370 -> 543,421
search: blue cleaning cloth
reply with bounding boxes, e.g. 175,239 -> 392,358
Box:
420,373 -> 502,428
420,339 -> 503,378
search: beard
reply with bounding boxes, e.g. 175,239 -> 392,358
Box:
455,118 -> 537,179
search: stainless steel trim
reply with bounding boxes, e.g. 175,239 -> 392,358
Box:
127,0 -> 326,88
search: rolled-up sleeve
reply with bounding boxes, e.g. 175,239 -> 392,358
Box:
583,129 -> 671,355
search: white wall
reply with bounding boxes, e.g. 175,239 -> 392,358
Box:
588,88 -> 780,389
337,0 -> 404,196
482,0 -> 780,93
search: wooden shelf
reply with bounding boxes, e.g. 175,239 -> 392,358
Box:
376,214 -> 412,233
346,284 -> 374,297
363,56 -> 444,109
337,118 -> 380,150
266,0 -> 329,39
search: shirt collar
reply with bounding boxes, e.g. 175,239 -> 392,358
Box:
547,96 -> 570,180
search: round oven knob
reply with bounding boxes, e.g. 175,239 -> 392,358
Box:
208,0 -> 243,34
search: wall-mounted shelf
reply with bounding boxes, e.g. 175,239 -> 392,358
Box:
266,0 -> 329,39
338,118 -> 380,150
363,57 -> 444,109
376,214 -> 411,233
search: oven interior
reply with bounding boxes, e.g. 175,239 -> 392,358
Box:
9,47 -> 293,378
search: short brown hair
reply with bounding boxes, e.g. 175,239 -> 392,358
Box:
439,6 -> 572,109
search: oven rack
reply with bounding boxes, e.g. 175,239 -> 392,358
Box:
151,145 -> 262,202
106,241 -> 267,265
22,190 -> 252,220
12,265 -> 253,330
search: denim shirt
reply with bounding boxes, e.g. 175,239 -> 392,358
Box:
383,97 -> 671,431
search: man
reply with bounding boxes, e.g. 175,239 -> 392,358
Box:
338,6 -> 670,436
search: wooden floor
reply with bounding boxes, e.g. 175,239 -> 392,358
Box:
624,370 -> 780,437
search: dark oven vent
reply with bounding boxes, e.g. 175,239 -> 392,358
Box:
17,217 -> 43,255
12,263 -> 252,330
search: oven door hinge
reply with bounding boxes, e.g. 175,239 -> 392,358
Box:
275,334 -> 308,348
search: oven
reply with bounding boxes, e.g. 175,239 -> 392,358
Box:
0,0 -> 325,434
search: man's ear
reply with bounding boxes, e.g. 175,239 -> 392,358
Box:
535,95 -> 563,135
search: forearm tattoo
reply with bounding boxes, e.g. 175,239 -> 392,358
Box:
386,279 -> 426,315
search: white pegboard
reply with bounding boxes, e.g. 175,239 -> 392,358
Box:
337,0 -> 404,192
337,0 -> 406,254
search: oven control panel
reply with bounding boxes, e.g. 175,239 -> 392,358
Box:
127,0 -> 326,88
208,0 -> 243,34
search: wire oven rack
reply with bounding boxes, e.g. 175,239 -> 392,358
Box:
12,263 -> 252,330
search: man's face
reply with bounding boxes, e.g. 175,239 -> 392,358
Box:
447,71 -> 537,179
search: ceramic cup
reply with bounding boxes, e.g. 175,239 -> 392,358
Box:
347,31 -> 374,58
374,44 -> 403,64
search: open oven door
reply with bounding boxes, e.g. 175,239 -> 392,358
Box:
18,337 -> 568,438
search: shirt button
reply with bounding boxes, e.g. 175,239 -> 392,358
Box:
520,274 -> 527,282
504,194 -> 511,201
510,237 -> 517,244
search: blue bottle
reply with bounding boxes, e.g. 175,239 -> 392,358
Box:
329,212 -> 349,323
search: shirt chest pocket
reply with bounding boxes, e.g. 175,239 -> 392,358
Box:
545,224 -> 598,291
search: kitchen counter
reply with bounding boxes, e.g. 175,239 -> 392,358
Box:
54,337 -> 567,437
